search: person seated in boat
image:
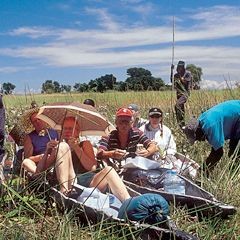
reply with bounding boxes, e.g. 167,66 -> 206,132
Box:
56,116 -> 131,201
139,107 -> 198,176
96,107 -> 157,162
22,111 -> 59,174
128,104 -> 147,128
139,107 -> 176,160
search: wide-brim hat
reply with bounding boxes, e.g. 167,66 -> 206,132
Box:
9,107 -> 40,146
183,117 -> 199,145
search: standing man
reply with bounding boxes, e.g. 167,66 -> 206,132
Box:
173,61 -> 192,128
183,100 -> 240,172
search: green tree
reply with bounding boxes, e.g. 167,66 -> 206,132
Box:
2,82 -> 16,94
61,84 -> 71,92
186,64 -> 202,90
73,83 -> 89,92
125,67 -> 165,91
53,81 -> 61,93
100,74 -> 116,90
114,81 -> 127,91
42,80 -> 57,93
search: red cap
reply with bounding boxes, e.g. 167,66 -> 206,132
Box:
116,108 -> 133,117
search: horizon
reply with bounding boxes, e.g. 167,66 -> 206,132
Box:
0,0 -> 240,93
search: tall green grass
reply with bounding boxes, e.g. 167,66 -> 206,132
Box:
1,88 -> 239,239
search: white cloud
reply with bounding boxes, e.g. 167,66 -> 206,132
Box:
0,66 -> 34,73
2,4 -> 240,85
84,7 -> 120,31
200,79 -> 239,89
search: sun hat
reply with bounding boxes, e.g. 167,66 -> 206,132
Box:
116,108 -> 133,118
9,107 -> 40,146
183,117 -> 199,145
148,108 -> 163,117
128,104 -> 139,112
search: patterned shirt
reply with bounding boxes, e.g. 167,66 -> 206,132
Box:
99,128 -> 151,156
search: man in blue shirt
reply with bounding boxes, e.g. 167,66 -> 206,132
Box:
183,100 -> 240,171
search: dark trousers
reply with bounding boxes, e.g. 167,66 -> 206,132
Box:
205,139 -> 239,170
175,94 -> 188,127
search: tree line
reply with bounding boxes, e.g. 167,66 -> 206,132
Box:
1,65 -> 202,94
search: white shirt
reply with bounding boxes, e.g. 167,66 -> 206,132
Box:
140,123 -> 176,156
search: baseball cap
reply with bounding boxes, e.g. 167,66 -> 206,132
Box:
183,117 -> 199,145
148,108 -> 163,117
116,108 -> 133,117
128,104 -> 139,112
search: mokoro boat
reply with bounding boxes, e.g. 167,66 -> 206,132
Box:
47,183 -> 198,240
121,157 -> 236,219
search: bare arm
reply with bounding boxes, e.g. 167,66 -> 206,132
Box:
36,140 -> 58,173
137,142 -> 157,158
24,135 -> 34,158
97,148 -> 126,160
70,139 -> 97,171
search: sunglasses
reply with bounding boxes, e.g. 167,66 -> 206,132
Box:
150,114 -> 161,118
118,119 -> 132,124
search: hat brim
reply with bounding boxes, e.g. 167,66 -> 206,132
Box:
149,112 -> 162,116
116,114 -> 132,118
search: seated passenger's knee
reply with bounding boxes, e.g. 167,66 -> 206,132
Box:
58,142 -> 71,153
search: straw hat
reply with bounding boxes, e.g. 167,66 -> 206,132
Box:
9,107 -> 40,146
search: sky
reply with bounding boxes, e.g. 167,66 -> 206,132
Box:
0,0 -> 240,93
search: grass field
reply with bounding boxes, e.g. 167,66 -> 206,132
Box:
1,89 -> 239,239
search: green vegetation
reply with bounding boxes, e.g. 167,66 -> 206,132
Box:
1,88 -> 240,239
2,65 -> 203,94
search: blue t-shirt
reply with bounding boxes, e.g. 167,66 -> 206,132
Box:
29,128 -> 59,155
199,100 -> 240,150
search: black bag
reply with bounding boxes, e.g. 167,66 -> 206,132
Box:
123,168 -> 169,189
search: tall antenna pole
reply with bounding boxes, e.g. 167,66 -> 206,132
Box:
171,15 -> 175,91
170,15 -> 175,115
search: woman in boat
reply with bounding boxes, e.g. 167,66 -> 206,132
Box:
22,110 -> 59,173
139,107 -> 177,161
55,116 -> 131,201
138,107 -> 197,175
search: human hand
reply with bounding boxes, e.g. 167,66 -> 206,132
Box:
112,149 -> 127,160
46,139 -> 59,153
136,149 -> 150,158
68,137 -> 80,150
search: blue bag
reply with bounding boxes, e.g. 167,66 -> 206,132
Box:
118,193 -> 169,224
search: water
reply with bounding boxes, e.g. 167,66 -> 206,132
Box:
163,170 -> 185,195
